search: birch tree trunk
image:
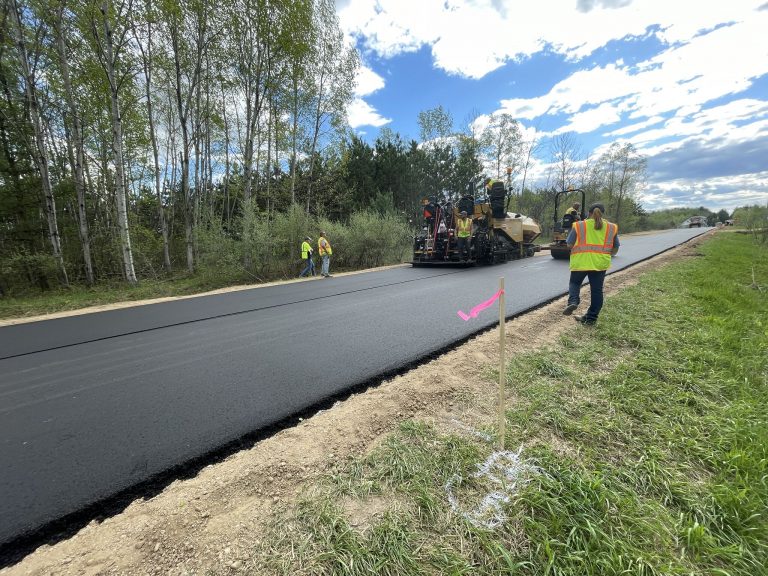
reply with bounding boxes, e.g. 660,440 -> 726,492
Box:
12,0 -> 69,286
170,22 -> 195,273
97,0 -> 137,283
221,84 -> 230,225
133,16 -> 171,272
54,4 -> 94,284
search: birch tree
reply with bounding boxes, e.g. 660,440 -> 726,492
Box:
481,112 -> 523,181
304,0 -> 357,212
548,132 -> 581,192
52,1 -> 94,284
11,0 -> 69,286
599,142 -> 646,226
131,0 -> 171,272
89,0 -> 137,283
164,0 -> 211,272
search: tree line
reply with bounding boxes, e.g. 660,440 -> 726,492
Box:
1,0 -> 664,296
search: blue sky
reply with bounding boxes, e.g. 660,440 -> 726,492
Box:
336,0 -> 768,212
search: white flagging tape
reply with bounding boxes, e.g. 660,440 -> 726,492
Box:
445,448 -> 540,530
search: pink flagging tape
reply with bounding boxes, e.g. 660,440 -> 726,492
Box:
457,289 -> 505,321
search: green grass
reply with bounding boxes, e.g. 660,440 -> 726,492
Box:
252,233 -> 767,575
0,273 -> 269,320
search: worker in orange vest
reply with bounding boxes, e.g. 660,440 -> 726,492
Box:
318,231 -> 333,277
562,203 -> 620,325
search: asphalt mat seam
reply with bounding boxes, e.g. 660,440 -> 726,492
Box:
0,269 -> 468,361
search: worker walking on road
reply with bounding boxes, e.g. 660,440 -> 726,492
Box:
299,236 -> 316,278
318,231 -> 333,277
456,210 -> 472,261
562,203 -> 620,325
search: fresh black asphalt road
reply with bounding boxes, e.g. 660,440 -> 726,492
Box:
0,227 -> 709,544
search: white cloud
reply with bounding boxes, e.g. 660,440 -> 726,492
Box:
347,98 -> 391,129
338,0 -> 768,208
354,64 -> 385,97
640,172 -> 768,211
496,13 -> 768,133
338,1 -> 764,79
348,64 -> 389,128
605,115 -> 665,137
555,101 -> 625,134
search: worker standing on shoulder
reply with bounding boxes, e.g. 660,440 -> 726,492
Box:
456,210 -> 472,261
562,203 -> 620,325
318,231 -> 333,277
299,236 -> 315,278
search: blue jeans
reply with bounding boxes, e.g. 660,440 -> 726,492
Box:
299,258 -> 315,277
321,255 -> 330,276
456,237 -> 470,260
568,270 -> 606,321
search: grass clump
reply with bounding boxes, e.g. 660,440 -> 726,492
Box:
248,232 -> 766,575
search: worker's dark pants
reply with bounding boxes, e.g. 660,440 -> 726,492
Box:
568,270 -> 606,321
457,236 -> 470,260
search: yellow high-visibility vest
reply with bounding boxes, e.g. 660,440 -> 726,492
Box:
570,219 -> 618,271
301,241 -> 312,259
457,217 -> 472,238
318,237 -> 332,256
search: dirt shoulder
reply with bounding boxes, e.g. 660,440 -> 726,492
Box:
0,234 -> 711,576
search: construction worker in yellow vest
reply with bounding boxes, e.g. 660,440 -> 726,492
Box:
318,231 -> 333,277
562,203 -> 620,325
484,177 -> 501,192
564,202 -> 581,226
456,210 -> 472,261
299,236 -> 315,277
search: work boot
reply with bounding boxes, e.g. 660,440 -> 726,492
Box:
563,303 -> 578,315
574,315 -> 596,326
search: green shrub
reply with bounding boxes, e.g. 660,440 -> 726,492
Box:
0,249 -> 60,294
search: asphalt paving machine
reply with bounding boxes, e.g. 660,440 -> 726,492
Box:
412,180 -> 542,266
547,187 -> 586,260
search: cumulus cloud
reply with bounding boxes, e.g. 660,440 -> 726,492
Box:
347,98 -> 391,129
348,64 -> 390,128
354,65 -> 385,97
577,0 -> 633,12
498,16 -> 768,133
338,0 -> 768,208
338,0 -> 762,78
641,172 -> 768,211
645,135 -> 768,181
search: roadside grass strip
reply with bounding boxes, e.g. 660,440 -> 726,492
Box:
251,233 -> 767,576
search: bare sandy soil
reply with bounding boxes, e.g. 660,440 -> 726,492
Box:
0,234 -> 709,576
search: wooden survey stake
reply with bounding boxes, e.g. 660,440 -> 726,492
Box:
498,277 -> 506,449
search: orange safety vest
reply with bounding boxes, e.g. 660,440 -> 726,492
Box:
318,237 -> 332,256
457,217 -> 472,238
570,219 -> 618,271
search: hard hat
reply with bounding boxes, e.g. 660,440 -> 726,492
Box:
588,203 -> 605,214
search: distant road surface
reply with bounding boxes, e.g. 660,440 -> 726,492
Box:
0,227 -> 709,544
